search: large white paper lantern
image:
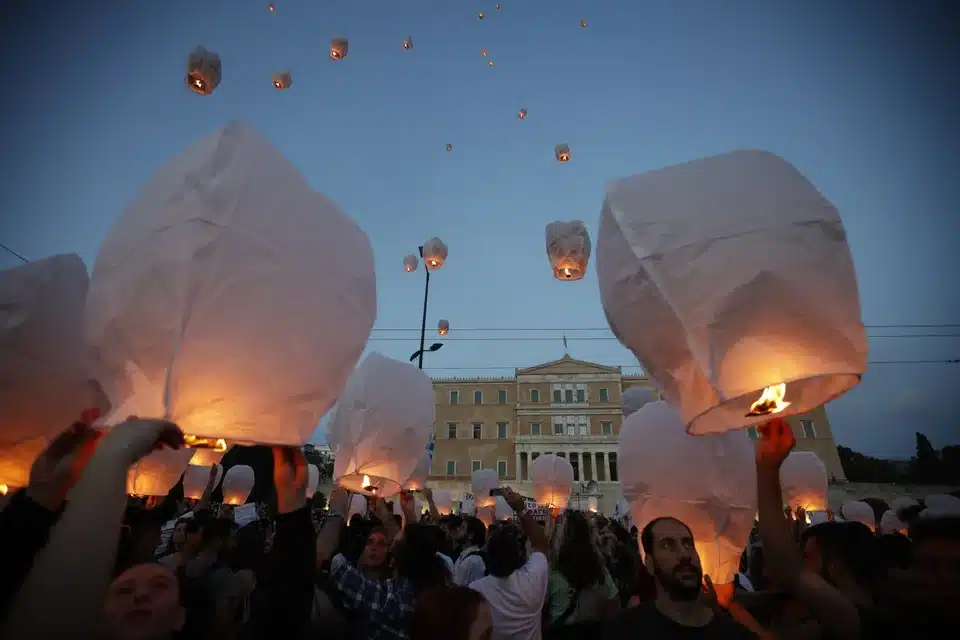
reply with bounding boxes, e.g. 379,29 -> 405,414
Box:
403,254 -> 419,273
307,465 -> 320,499
347,494 -> 368,523
127,449 -> 194,497
422,238 -> 448,270
891,496 -> 920,515
433,490 -> 453,515
530,454 -> 574,509
779,451 -> 828,512
879,510 -> 908,535
597,150 -> 868,435
840,500 -> 876,531
189,445 -> 232,467
85,122 -> 376,449
403,449 -> 431,491
621,386 -> 658,417
545,221 -> 591,281
923,493 -> 960,517
619,401 -> 757,584
0,254 -> 92,490
331,352 -> 435,497
221,465 -> 256,505
472,469 -> 499,508
182,464 -> 223,500
477,506 -> 495,527
495,496 -> 513,521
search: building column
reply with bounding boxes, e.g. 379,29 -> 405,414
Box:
515,452 -> 522,481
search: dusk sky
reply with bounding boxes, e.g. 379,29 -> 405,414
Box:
2,1 -> 957,457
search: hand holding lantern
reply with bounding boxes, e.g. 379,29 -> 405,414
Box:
755,418 -> 795,468
27,423 -> 102,511
273,447 -> 308,514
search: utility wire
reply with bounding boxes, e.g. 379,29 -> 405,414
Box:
368,324 -> 960,332
421,358 -> 960,371
369,333 -> 960,342
0,242 -> 28,264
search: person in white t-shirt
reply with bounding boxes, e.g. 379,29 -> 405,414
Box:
469,488 -> 550,640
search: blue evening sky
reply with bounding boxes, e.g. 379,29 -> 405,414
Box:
2,1 -> 957,457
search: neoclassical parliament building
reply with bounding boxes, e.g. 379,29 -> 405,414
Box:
428,355 -> 847,514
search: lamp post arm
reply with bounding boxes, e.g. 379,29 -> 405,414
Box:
417,247 -> 431,370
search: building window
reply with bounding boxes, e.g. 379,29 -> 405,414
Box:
497,422 -> 508,439
746,426 -> 759,440
531,452 -> 540,460
578,415 -> 588,436
801,421 -> 817,438
474,390 -> 482,405
446,460 -> 456,476
566,416 -> 577,436
601,421 -> 612,436
564,389 -> 574,403
576,388 -> 585,403
447,423 -> 458,439
557,452 -> 566,458
472,460 -> 482,472
473,423 -> 482,440
449,390 -> 459,404
531,422 -> 541,436
599,388 -> 609,402
609,452 -> 619,482
531,389 -> 540,402
498,389 -> 507,404
553,422 -> 563,435
497,460 -> 507,478
553,389 -> 562,403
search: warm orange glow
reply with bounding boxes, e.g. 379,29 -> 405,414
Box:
0,484 -> 8,496
477,12 -> 484,19
518,109 -> 527,120
183,435 -> 228,452
481,49 -> 488,56
747,383 -> 791,417
429,259 -> 439,267
362,475 -> 377,493
438,327 -> 448,336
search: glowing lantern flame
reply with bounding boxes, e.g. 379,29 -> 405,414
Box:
477,12 -> 484,20
446,143 -> 453,152
183,435 -> 228,453
580,20 -> 588,28
362,475 -> 377,493
746,383 -> 791,417
0,484 -> 8,496
268,3 -> 275,12
518,108 -> 527,120
481,49 -> 487,56
488,61 -> 494,67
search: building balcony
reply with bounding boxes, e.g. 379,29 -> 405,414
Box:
515,434 -> 619,445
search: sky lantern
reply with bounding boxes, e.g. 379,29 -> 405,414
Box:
85,122 -> 376,452
879,510 -> 908,535
403,254 -> 419,272
347,494 -> 367,523
488,61 -> 495,67
619,401 -> 757,584
495,496 -> 513,520
330,37 -> 349,60
621,386 -> 657,417
495,4 -> 500,9
127,449 -> 194,497
923,493 -> 960,517
185,46 -> 221,95
182,464 -> 223,500
518,108 -> 527,120
331,352 -> 435,497
477,12 -> 484,20
476,506 -> 495,527
555,143 -> 570,163
580,19 -> 588,28
0,254 -> 91,493
586,496 -> 599,513
403,449 -> 431,491
272,71 -> 292,90
221,465 -> 255,505
437,319 -> 450,336
841,500 -> 876,531
189,445 -> 231,467
481,49 -> 487,56
779,451 -> 828,512
446,143 -> 454,152
268,4 -> 276,12
422,237 -> 448,269
472,469 -> 499,508
403,37 -> 413,50
545,220 -> 591,281
530,454 -> 574,508
306,464 -> 320,499
433,490 -> 453,515
597,150 -> 868,436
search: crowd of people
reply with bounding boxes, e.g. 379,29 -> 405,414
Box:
0,417 -> 957,639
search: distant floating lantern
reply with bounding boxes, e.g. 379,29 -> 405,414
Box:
222,465 -> 256,505
580,19 -> 588,28
621,386 -> 658,417
403,37 -> 413,50
403,254 -> 419,272
555,143 -> 570,163
438,319 -> 449,336
518,108 -> 527,120
434,490 -> 453,515
545,220 -> 591,281
185,46 -> 222,96
597,150 -> 868,436
422,237 -> 448,269
531,454 -> 574,508
268,3 -> 276,12
779,451 -> 827,512
127,449 -> 194,497
330,37 -> 349,60
481,49 -> 487,56
477,12 -> 484,20
472,469 -> 499,508
272,71 -> 292,90
446,143 -> 453,152
183,464 -> 223,500
488,61 -> 494,67
496,3 -> 501,9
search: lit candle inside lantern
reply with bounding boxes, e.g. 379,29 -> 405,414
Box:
182,435 -> 228,452
362,475 -> 377,493
0,484 -> 8,496
746,383 -> 791,417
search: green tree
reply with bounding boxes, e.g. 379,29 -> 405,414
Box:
915,432 -> 943,484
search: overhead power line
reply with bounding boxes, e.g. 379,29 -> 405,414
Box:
421,358 -> 960,371
0,242 -> 28,264
369,333 -> 960,343
369,324 -> 960,332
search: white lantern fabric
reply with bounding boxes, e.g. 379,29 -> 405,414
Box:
619,401 -> 757,584
331,352 -> 436,496
307,465 -> 320,499
433,490 -> 453,515
840,500 -> 876,531
779,451 -> 828,512
185,46 -> 222,95
348,494 -> 368,521
460,497 -> 475,516
403,449 -> 431,491
0,254 -> 91,490
471,469 -> 499,508
221,465 -> 256,505
272,71 -> 292,90
545,221 -> 591,281
879,510 -> 908,535
182,464 -> 223,500
530,454 -> 574,508
85,122 -> 376,447
891,496 -> 920,515
127,449 -> 194,497
597,150 -> 868,435
189,445 -> 232,467
809,511 -> 830,526
403,254 -> 418,273
621,386 -> 658,417
495,496 -> 513,521
437,319 -> 450,336
422,238 -> 448,270
923,493 -> 960,517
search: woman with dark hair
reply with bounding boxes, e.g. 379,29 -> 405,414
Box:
544,511 -> 619,635
411,586 -> 493,640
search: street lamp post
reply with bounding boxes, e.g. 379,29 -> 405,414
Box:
405,240 -> 448,368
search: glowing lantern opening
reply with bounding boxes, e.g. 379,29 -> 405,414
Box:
779,451 -> 827,512
472,469 -> 499,508
403,38 -> 413,50
182,464 -> 223,500
481,49 -> 488,56
446,143 -> 454,152
268,4 -> 276,12
555,143 -> 570,163
0,484 -> 8,496
189,442 -> 232,466
127,449 -> 194,497
222,465 -> 256,505
185,46 -> 221,96
546,220 -> 591,281
879,510 -> 907,535
272,71 -> 292,90
403,254 -> 419,272
330,38 -> 349,60
530,454 -> 574,508
488,61 -> 495,67
518,108 -> 527,120
437,319 -> 450,336
597,150 -> 868,435
422,237 -> 448,270
403,448 -> 431,491
477,12 -> 484,20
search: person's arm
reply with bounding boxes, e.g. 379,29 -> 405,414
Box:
503,487 -> 549,553
372,498 -> 400,541
192,464 -> 219,514
423,487 -> 441,522
316,487 -> 350,568
755,419 -> 861,639
1,419 -> 184,639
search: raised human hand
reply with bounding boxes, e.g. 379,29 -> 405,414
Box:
755,418 -> 795,468
273,447 -> 308,515
27,422 -> 102,511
